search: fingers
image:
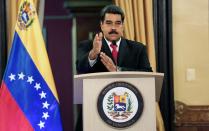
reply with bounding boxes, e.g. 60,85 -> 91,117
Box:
100,52 -> 109,63
93,33 -> 103,49
94,32 -> 103,43
94,34 -> 100,42
100,52 -> 117,72
98,32 -> 103,39
90,32 -> 103,59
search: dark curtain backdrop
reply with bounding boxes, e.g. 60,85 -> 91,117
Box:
0,0 -> 7,81
153,0 -> 174,131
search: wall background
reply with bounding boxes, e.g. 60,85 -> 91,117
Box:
173,0 -> 209,105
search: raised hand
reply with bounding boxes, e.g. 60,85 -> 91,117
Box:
89,32 -> 103,60
100,52 -> 117,72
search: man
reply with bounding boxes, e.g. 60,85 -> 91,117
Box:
76,4 -> 152,74
75,5 -> 153,131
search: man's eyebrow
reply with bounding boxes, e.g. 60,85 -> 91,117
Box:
115,20 -> 122,23
105,20 -> 112,22
105,20 -> 122,23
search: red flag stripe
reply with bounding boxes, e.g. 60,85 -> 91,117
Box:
0,81 -> 34,131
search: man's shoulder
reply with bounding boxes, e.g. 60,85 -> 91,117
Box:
79,39 -> 93,45
78,39 -> 93,48
122,38 -> 145,48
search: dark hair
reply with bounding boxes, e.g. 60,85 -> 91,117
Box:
100,5 -> 125,23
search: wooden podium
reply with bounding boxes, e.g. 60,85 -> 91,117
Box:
74,72 -> 164,131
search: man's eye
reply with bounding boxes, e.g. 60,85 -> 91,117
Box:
116,22 -> 122,25
106,22 -> 112,25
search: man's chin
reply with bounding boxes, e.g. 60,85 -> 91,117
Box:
107,36 -> 120,42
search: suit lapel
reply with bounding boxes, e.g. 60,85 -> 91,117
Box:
118,38 -> 127,66
101,38 -> 114,60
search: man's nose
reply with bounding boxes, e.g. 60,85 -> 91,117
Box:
111,24 -> 116,30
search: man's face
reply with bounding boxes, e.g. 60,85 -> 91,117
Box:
100,13 -> 124,42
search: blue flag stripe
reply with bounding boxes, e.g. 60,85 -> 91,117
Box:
4,32 -> 62,131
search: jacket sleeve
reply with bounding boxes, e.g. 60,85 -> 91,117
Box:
76,40 -> 93,74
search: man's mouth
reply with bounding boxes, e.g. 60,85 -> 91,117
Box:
109,30 -> 118,35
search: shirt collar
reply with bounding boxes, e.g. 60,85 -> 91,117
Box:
104,37 -> 121,48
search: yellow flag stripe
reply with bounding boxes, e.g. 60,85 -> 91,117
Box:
15,0 -> 59,102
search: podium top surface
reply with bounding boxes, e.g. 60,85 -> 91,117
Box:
74,71 -> 164,79
74,72 -> 164,102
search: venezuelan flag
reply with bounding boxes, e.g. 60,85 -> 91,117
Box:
0,0 -> 63,130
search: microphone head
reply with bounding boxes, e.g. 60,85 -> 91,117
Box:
112,40 -> 116,45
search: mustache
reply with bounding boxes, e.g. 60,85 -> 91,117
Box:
109,30 -> 118,34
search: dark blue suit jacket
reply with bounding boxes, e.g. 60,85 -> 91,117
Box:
76,38 -> 152,74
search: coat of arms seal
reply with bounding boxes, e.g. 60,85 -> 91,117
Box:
97,81 -> 144,128
17,1 -> 36,30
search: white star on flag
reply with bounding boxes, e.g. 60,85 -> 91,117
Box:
8,73 -> 15,81
34,83 -> 41,90
27,76 -> 34,84
38,120 -> 45,129
42,112 -> 50,120
42,101 -> 50,109
39,91 -> 46,99
18,72 -> 25,80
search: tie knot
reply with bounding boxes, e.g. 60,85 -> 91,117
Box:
110,43 -> 117,50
